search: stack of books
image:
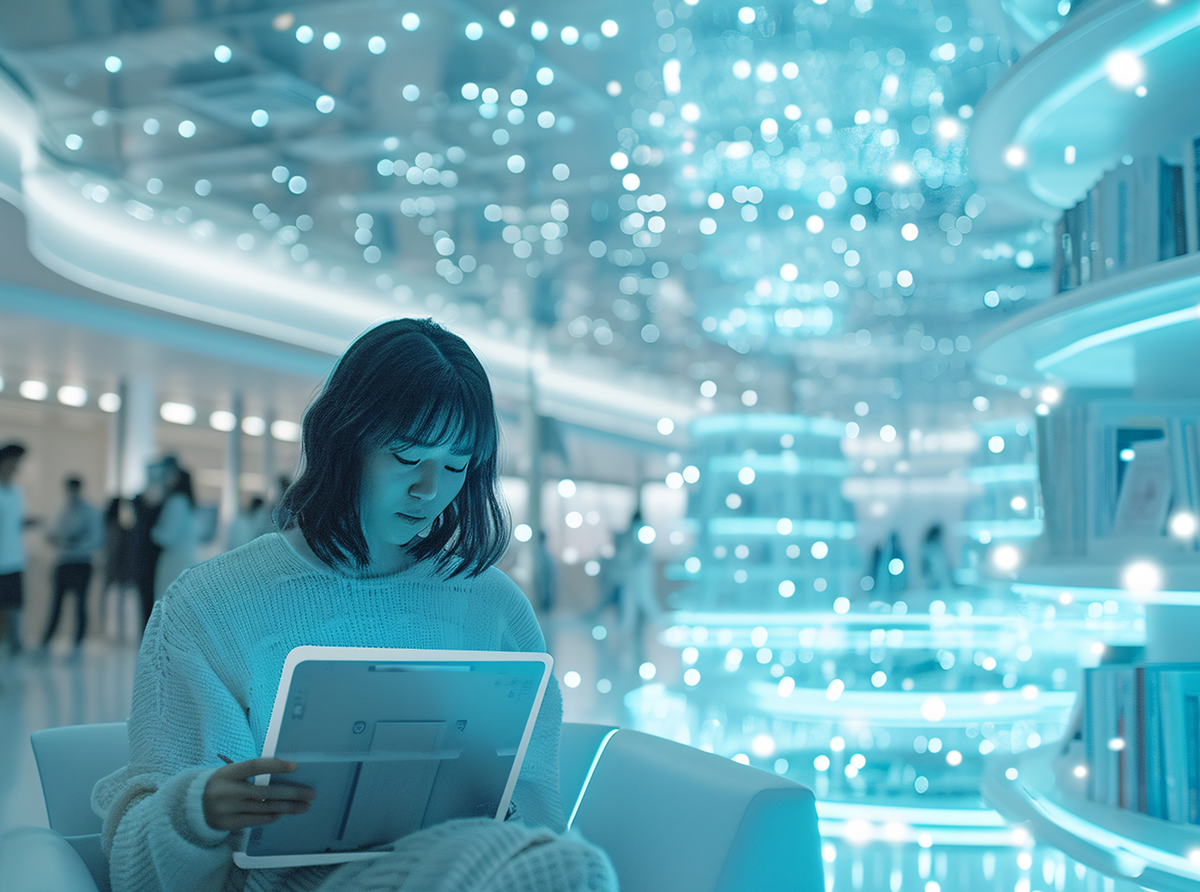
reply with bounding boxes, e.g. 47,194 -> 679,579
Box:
1036,398 -> 1200,559
1082,663 -> 1200,823
1053,140 -> 1199,294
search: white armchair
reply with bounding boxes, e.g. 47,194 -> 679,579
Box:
0,722 -> 824,892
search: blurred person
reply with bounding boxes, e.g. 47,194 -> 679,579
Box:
101,495 -> 138,641
612,509 -> 661,657
920,524 -> 955,591
0,442 -> 32,654
129,456 -> 177,628
535,529 -> 558,615
151,468 -> 200,601
41,475 -> 105,649
226,495 -> 269,552
872,531 -> 908,600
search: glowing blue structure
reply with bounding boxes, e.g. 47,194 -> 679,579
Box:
631,413 -> 1146,891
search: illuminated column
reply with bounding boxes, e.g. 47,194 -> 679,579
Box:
221,392 -> 243,526
524,389 -> 546,609
261,407 -> 276,501
116,376 -> 157,498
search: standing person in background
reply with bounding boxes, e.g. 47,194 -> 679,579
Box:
225,495 -> 268,552
920,524 -> 955,592
101,497 -> 137,641
129,457 -> 176,629
614,509 -> 660,661
41,476 -> 105,650
0,443 -> 32,655
151,468 -> 200,602
535,530 -> 557,615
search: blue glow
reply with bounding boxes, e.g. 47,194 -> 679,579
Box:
1035,303 -> 1200,371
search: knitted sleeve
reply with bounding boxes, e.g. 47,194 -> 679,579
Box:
493,573 -> 567,835
93,584 -> 257,892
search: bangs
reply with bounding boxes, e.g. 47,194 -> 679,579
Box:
377,373 -> 495,459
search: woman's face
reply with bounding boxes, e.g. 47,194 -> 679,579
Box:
359,440 -> 472,554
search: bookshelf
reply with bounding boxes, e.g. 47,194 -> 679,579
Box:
971,0 -> 1200,876
974,251 -> 1200,392
983,746 -> 1200,892
969,0 -> 1200,214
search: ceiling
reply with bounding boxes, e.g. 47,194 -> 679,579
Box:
0,0 -> 1063,444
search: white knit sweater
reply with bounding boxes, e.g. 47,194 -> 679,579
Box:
93,533 -> 580,892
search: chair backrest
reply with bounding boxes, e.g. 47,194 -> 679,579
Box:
570,728 -> 824,892
558,721 -> 618,823
30,723 -> 129,837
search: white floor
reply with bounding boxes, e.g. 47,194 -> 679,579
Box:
0,641 -> 138,832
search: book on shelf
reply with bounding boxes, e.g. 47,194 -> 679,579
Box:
1082,663 -> 1200,823
1054,152 -> 1193,294
1037,397 -> 1200,558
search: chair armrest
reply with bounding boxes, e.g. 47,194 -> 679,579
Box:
570,730 -> 824,892
0,827 -> 102,892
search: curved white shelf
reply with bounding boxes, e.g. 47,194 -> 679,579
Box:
815,799 -> 1016,846
1011,561 -> 1200,604
974,250 -> 1200,388
663,608 -> 1144,651
983,746 -> 1200,892
970,0 -> 1200,212
750,681 -> 1075,724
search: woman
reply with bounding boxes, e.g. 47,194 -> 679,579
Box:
150,468 -> 200,602
94,320 -> 615,892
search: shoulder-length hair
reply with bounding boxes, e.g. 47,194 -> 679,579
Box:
278,318 -> 509,577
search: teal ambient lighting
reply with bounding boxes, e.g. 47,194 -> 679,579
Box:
1034,303 -> 1200,372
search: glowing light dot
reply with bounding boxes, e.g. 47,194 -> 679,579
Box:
1122,560 -> 1163,592
921,696 -> 946,721
1004,145 -> 1027,167
1105,50 -> 1144,88
1169,512 -> 1198,538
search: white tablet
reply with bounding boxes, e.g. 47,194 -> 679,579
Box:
232,646 -> 554,869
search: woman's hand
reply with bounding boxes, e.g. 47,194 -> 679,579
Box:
202,758 -> 316,831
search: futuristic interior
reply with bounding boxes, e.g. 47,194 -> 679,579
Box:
2,1 -> 1199,890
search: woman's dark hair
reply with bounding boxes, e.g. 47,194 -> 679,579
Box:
278,318 -> 509,577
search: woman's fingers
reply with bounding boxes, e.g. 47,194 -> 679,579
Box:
218,757 -> 300,781
203,757 -> 317,831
